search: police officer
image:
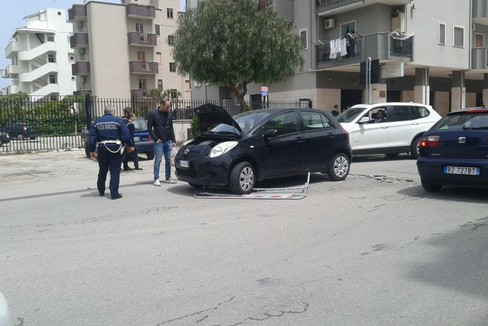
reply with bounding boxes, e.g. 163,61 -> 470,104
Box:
88,105 -> 135,200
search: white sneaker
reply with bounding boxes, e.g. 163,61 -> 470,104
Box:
164,178 -> 177,184
154,179 -> 161,187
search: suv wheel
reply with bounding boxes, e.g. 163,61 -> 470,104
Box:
410,136 -> 421,159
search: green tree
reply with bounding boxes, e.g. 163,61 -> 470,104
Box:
173,0 -> 303,110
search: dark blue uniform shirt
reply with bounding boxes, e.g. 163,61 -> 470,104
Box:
88,113 -> 134,152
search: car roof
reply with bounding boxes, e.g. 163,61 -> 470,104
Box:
453,107 -> 488,114
350,102 -> 433,108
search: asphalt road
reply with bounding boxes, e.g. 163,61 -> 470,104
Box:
1,150 -> 487,326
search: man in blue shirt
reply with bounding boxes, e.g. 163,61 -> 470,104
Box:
89,105 -> 135,199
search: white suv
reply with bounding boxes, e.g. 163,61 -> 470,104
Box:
337,102 -> 441,158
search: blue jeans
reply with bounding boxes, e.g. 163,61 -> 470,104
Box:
153,140 -> 173,181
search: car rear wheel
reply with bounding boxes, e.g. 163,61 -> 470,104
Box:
410,136 -> 421,159
421,178 -> 442,192
327,153 -> 350,181
146,151 -> 154,160
229,162 -> 255,195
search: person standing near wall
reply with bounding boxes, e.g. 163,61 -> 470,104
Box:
147,99 -> 177,186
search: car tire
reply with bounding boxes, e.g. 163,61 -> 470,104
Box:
327,153 -> 350,181
229,162 -> 255,195
410,136 -> 421,159
146,152 -> 155,160
421,178 -> 442,192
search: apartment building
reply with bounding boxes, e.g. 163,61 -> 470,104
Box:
189,0 -> 488,115
68,0 -> 190,100
1,8 -> 76,98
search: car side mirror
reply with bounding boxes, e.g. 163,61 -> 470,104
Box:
358,116 -> 372,124
263,128 -> 278,139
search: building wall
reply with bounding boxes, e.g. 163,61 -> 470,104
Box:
87,3 -> 131,98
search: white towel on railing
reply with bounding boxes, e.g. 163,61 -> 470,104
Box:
329,39 -> 337,59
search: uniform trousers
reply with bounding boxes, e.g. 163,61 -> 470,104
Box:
97,145 -> 122,197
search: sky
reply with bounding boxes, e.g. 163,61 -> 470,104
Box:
0,0 -> 185,91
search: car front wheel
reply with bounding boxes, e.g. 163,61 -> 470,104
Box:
229,162 -> 255,195
421,178 -> 442,192
327,153 -> 350,181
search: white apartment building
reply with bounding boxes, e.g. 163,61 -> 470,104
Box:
68,0 -> 190,100
189,0 -> 488,115
1,8 -> 76,98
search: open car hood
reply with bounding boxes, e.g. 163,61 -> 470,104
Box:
194,104 -> 242,134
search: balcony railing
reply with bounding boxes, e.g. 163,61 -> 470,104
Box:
472,48 -> 488,69
72,62 -> 90,76
70,33 -> 89,48
127,32 -> 157,47
68,5 -> 87,21
129,61 -> 158,75
316,32 -> 413,69
126,4 -> 156,19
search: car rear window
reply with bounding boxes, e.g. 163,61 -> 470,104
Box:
133,118 -> 147,130
432,112 -> 488,131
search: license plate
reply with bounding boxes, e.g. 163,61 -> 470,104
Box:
178,160 -> 189,168
444,166 -> 480,176
133,136 -> 140,141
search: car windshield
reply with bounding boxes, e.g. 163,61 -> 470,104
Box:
432,112 -> 488,131
231,111 -> 273,134
133,118 -> 147,131
337,107 -> 366,123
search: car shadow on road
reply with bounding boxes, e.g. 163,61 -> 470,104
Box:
399,185 -> 488,204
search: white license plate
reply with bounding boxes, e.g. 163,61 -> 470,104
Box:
133,136 -> 140,141
444,166 -> 480,176
178,160 -> 189,168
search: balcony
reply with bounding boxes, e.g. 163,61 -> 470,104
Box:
472,48 -> 488,69
5,40 -> 20,58
126,4 -> 155,19
128,32 -> 157,47
473,0 -> 488,25
70,33 -> 89,49
130,89 -> 146,99
72,62 -> 90,76
317,0 -> 410,16
129,61 -> 158,75
316,32 -> 413,69
74,89 -> 92,97
68,5 -> 87,22
257,0 -> 294,22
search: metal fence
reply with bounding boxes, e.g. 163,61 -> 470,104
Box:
0,95 -> 310,154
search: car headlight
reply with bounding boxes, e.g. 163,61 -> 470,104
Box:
209,141 -> 238,158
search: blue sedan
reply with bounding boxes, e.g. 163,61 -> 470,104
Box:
417,107 -> 488,191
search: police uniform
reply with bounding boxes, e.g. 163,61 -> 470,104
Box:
88,112 -> 134,199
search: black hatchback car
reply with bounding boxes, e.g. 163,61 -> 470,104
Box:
3,123 -> 37,139
175,104 -> 352,194
417,107 -> 488,192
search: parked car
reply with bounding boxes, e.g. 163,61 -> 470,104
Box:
0,132 -> 10,147
337,102 -> 441,158
82,117 -> 154,159
417,107 -> 488,192
2,123 -> 37,140
175,104 -> 352,194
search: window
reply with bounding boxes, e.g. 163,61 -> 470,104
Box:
169,62 -> 176,72
263,112 -> 299,136
47,35 -> 54,42
49,74 -> 56,84
155,24 -> 160,36
453,26 -> 464,47
167,8 -> 174,19
48,54 -> 55,63
167,35 -> 175,46
156,52 -> 162,64
138,79 -> 147,91
475,33 -> 485,48
136,23 -> 144,34
302,111 -> 331,130
157,79 -> 163,90
299,29 -> 308,49
438,23 -> 446,45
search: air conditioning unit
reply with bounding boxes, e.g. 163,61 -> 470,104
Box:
324,18 -> 335,30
